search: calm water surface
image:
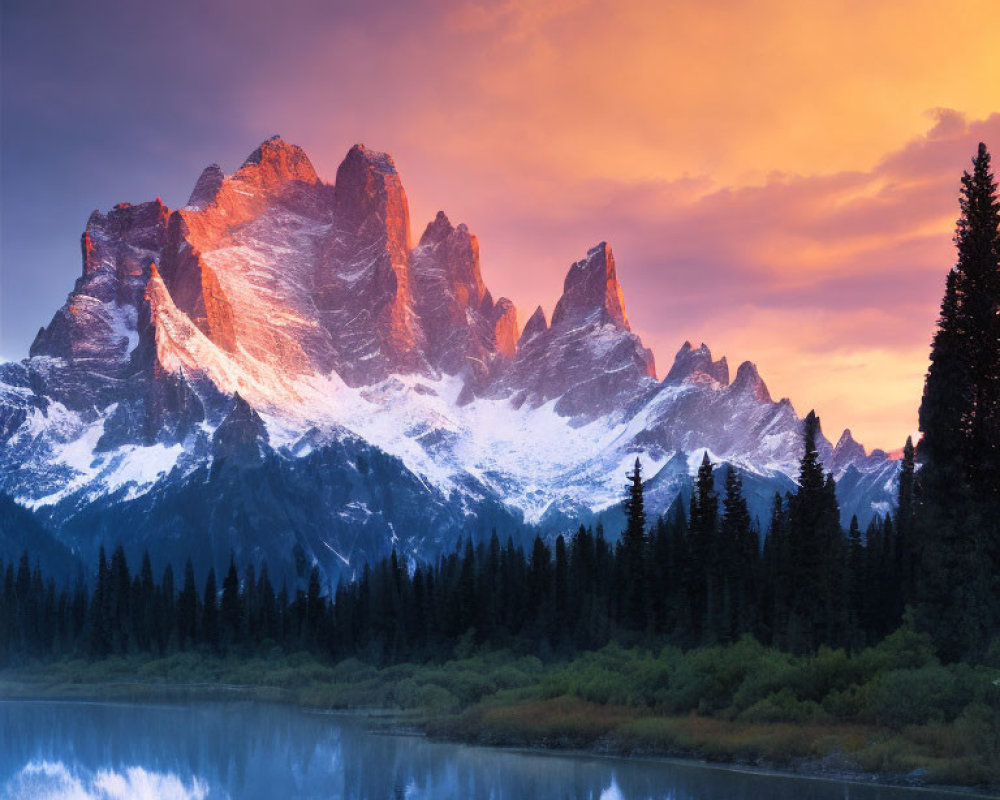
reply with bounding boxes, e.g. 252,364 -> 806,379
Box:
0,700 -> 958,799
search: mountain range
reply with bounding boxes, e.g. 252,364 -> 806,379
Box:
0,137 -> 899,584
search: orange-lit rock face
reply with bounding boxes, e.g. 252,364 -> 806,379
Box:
316,144 -> 426,383
159,136 -> 333,377
491,298 -> 519,359
158,212 -> 237,354
30,138 -> 669,417
237,135 -> 319,190
551,242 -> 630,331
46,137 -> 529,402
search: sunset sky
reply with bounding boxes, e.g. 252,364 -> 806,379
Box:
3,0 -> 1000,450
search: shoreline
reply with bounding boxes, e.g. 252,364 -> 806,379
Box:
2,678 -> 996,798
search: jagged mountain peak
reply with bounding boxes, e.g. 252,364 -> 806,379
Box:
831,427 -> 867,468
666,341 -> 729,386
88,197 -> 170,235
235,135 -> 319,187
420,210 -> 455,245
499,242 -> 656,416
412,215 -> 484,302
730,360 -> 770,402
344,143 -> 398,175
409,208 -> 495,378
551,241 -> 630,330
836,428 -> 857,448
333,143 -> 411,250
28,196 -> 171,391
519,306 -> 548,346
186,164 -> 225,209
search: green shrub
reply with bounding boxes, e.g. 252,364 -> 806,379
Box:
862,665 -> 968,728
955,702 -> 1000,769
739,688 -> 829,724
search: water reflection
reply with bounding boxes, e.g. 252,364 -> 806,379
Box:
0,700 -> 940,799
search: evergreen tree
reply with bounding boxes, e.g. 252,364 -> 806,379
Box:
87,546 -> 111,657
957,145 -> 1000,496
135,551 -> 155,652
846,515 -> 865,649
202,569 -> 220,652
306,564 -> 326,649
177,559 -> 198,650
620,458 -> 649,631
721,466 -> 758,640
623,458 -> 647,549
156,563 -> 175,655
553,534 -> 569,646
527,536 -> 552,645
788,411 -> 843,651
895,437 -> 917,607
108,545 -> 131,654
256,563 -> 278,642
917,143 -> 1000,659
688,453 -> 718,643
221,555 -> 242,648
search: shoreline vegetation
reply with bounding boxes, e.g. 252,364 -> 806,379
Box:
3,627 -> 999,796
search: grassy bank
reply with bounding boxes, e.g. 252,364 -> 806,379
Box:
2,625 -> 998,792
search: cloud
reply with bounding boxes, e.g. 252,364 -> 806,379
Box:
6,0 -> 1000,450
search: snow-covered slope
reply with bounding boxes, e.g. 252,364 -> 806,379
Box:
0,137 -> 898,583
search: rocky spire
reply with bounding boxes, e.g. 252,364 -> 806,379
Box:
234,135 -> 319,188
490,298 -> 519,359
186,164 -> 225,209
497,243 -> 655,417
412,211 -> 488,319
29,198 -> 171,407
409,209 -> 519,379
729,360 -> 770,402
518,306 -> 548,346
550,242 -> 629,330
333,144 -> 411,258
666,342 -> 730,385
831,428 -> 867,471
314,144 -> 425,383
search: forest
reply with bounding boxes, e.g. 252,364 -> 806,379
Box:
0,428 -> 924,668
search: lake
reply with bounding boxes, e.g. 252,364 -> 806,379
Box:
0,700 -> 958,799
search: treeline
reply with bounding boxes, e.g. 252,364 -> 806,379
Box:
0,414 -> 918,665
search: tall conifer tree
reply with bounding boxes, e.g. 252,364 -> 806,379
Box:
917,143 -> 1000,659
688,453 -> 718,642
621,458 -> 649,631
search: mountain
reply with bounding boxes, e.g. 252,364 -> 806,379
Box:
0,137 -> 897,585
0,493 -> 80,583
